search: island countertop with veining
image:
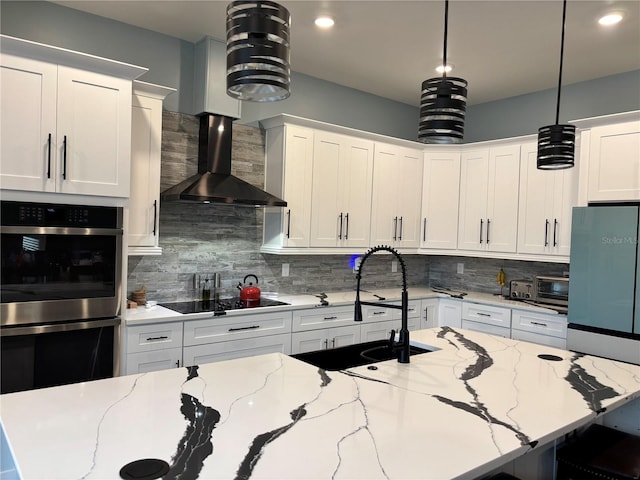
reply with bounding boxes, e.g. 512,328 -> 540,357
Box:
1,327 -> 639,480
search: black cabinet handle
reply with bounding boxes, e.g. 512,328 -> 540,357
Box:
373,311 -> 386,315
153,200 -> 158,236
228,325 -> 260,332
331,338 -> 336,348
323,339 -> 329,349
62,135 -> 67,180
486,219 -> 491,244
286,209 -> 291,238
344,213 -> 349,240
531,321 -> 548,327
553,219 -> 558,247
544,219 -> 549,247
47,133 -> 52,179
423,218 -> 427,242
175,361 -> 180,368
479,219 -> 484,244
477,312 -> 491,317
393,217 -> 398,241
338,212 -> 343,240
399,216 -> 403,240
146,335 -> 168,341
323,316 -> 338,320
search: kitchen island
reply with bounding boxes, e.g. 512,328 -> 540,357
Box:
2,327 -> 639,480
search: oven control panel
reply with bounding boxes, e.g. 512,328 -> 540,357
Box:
1,201 -> 120,228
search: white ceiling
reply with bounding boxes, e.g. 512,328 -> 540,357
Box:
53,0 -> 640,107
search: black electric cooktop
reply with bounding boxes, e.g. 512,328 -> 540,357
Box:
159,297 -> 290,315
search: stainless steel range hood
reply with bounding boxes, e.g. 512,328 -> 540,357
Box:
160,114 -> 286,207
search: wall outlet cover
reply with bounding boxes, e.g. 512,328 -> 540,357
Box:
282,263 -> 290,277
391,260 -> 398,273
457,263 -> 464,274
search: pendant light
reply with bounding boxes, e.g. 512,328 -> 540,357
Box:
418,0 -> 468,144
226,0 -> 291,102
537,0 -> 575,169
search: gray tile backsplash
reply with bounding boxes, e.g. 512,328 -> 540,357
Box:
126,111 -> 568,303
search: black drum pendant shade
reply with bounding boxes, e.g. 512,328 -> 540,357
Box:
226,0 -> 291,102
537,0 -> 575,169
418,0 -> 468,144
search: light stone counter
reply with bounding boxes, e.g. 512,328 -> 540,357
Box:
125,287 -> 560,326
1,328 -> 638,480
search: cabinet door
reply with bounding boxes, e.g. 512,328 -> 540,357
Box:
0,54 -> 57,192
518,142 -> 556,254
361,319 -> 397,342
458,150 -> 489,251
329,325 -> 361,349
396,148 -> 424,248
370,144 -> 399,246
183,333 -> 291,366
291,330 -> 329,354
282,125 -> 314,247
310,132 -> 342,247
588,121 -> 640,202
486,145 -> 520,253
56,66 -> 132,197
341,137 -> 374,248
129,94 -> 162,250
551,166 -> 576,257
422,298 -> 439,329
421,151 -> 461,249
438,299 -> 462,328
126,348 -> 183,375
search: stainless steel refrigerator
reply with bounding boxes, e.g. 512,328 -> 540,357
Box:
567,205 -> 640,365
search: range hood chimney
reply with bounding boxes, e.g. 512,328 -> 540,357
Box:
161,114 -> 286,206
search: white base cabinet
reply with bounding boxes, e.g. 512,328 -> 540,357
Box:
438,299 -> 463,328
126,348 -> 183,375
183,333 -> 291,366
291,325 -> 361,355
125,321 -> 184,375
511,310 -> 567,349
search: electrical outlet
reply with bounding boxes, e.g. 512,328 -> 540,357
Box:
457,263 -> 464,274
391,260 -> 398,273
282,263 -> 290,277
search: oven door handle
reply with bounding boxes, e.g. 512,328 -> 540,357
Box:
1,318 -> 121,336
0,226 -> 123,236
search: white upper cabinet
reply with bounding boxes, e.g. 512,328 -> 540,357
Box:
310,131 -> 373,248
0,36 -> 145,198
586,118 -> 640,202
370,142 -> 423,249
128,81 -> 175,255
458,145 -> 520,253
517,142 -> 576,258
420,150 -> 461,250
262,122 -> 314,251
1,54 -> 57,192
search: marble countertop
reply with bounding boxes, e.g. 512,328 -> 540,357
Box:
126,287 -> 562,325
2,327 -> 637,480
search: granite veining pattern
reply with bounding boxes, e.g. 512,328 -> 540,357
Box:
2,328 -> 639,480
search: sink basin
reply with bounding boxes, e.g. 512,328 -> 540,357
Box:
290,340 -> 432,371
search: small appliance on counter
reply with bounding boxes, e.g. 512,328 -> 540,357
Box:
533,275 -> 569,311
509,279 -> 534,300
237,274 -> 261,307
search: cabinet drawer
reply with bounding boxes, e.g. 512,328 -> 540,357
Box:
184,311 -> 292,347
183,333 -> 291,366
360,318 -> 421,343
511,329 -> 567,349
462,320 -> 510,338
292,306 -> 355,331
462,303 -> 511,328
392,300 -> 422,320
512,310 -> 567,339
126,347 -> 183,375
126,322 -> 183,353
362,304 -> 394,322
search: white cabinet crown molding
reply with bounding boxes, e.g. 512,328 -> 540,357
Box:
133,80 -> 176,100
0,34 -> 147,79
571,110 -> 640,130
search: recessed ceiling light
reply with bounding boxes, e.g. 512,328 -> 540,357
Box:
598,12 -> 624,26
436,64 -> 453,74
315,16 -> 335,28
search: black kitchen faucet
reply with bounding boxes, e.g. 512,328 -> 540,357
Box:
354,245 -> 410,363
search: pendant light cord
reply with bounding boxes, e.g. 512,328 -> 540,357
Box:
442,0 -> 449,78
555,0 -> 568,125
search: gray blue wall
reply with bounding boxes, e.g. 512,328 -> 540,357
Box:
5,1 -> 637,143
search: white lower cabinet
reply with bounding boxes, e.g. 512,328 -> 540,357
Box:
182,311 -> 293,366
183,333 -> 291,366
421,299 -> 439,328
291,325 -> 361,354
461,302 -> 511,338
126,348 -> 183,375
438,299 -> 463,328
462,320 -> 510,338
360,317 -> 421,343
511,310 -> 568,349
125,321 -> 184,375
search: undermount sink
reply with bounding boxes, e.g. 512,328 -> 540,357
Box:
290,340 -> 432,371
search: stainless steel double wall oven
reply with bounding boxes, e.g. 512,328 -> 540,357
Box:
1,200 -> 123,393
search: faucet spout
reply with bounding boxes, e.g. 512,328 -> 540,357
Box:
354,245 -> 410,364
